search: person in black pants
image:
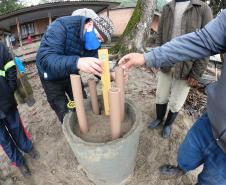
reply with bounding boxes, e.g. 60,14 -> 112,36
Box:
0,42 -> 39,177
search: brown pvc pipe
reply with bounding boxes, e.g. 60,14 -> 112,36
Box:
88,78 -> 100,115
70,75 -> 88,134
109,87 -> 121,140
115,67 -> 125,121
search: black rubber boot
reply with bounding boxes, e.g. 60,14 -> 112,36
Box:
27,146 -> 40,160
162,111 -> 178,138
160,165 -> 184,179
148,104 -> 167,129
18,162 -> 31,177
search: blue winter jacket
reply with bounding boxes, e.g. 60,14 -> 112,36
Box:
36,16 -> 98,81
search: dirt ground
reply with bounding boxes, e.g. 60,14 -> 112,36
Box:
74,111 -> 133,143
1,63 -> 202,185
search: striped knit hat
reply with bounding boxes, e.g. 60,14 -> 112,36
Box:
71,8 -> 98,19
93,16 -> 114,42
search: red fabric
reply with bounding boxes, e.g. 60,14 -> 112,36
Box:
11,162 -> 17,166
27,35 -> 32,44
19,117 -> 31,140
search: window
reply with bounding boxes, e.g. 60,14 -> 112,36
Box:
21,22 -> 35,38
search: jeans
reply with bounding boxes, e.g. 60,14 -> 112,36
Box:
177,113 -> 226,185
0,108 -> 32,166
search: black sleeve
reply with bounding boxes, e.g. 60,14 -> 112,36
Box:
2,44 -> 17,92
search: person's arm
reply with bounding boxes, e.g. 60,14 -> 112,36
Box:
1,44 -> 17,92
38,20 -> 80,79
38,19 -> 103,79
144,9 -> 226,68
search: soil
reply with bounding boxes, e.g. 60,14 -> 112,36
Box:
74,111 -> 133,143
0,64 -> 201,185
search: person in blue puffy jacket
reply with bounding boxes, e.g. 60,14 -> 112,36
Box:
36,9 -> 114,123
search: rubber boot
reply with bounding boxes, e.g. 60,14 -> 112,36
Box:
18,161 -> 31,177
160,165 -> 184,179
162,110 -> 178,138
148,104 -> 167,129
27,146 -> 40,160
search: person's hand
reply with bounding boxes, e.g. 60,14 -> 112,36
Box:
187,76 -> 199,87
118,53 -> 145,70
110,70 -> 128,82
77,57 -> 103,77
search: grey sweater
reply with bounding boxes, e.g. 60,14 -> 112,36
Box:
171,1 -> 189,39
144,9 -> 226,153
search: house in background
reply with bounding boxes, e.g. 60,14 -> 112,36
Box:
0,0 -> 166,62
100,0 -> 167,36
100,6 -> 135,36
0,1 -> 119,62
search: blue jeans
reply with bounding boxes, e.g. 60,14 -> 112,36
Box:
0,108 -> 32,166
177,113 -> 226,185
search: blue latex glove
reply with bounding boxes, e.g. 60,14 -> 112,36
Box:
15,57 -> 25,73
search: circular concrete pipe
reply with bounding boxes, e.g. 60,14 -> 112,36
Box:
62,99 -> 142,185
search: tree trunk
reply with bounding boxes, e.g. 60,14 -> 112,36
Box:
112,0 -> 156,56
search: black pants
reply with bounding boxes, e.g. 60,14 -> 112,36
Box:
0,108 -> 32,166
40,78 -> 86,123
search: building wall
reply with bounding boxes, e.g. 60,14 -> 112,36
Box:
100,8 -> 134,36
11,26 -> 18,37
35,18 -> 49,35
33,8 -> 135,37
9,18 -> 49,45
11,19 -> 48,37
5,7 -> 135,46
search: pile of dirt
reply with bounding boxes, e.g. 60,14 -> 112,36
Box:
74,112 -> 133,143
